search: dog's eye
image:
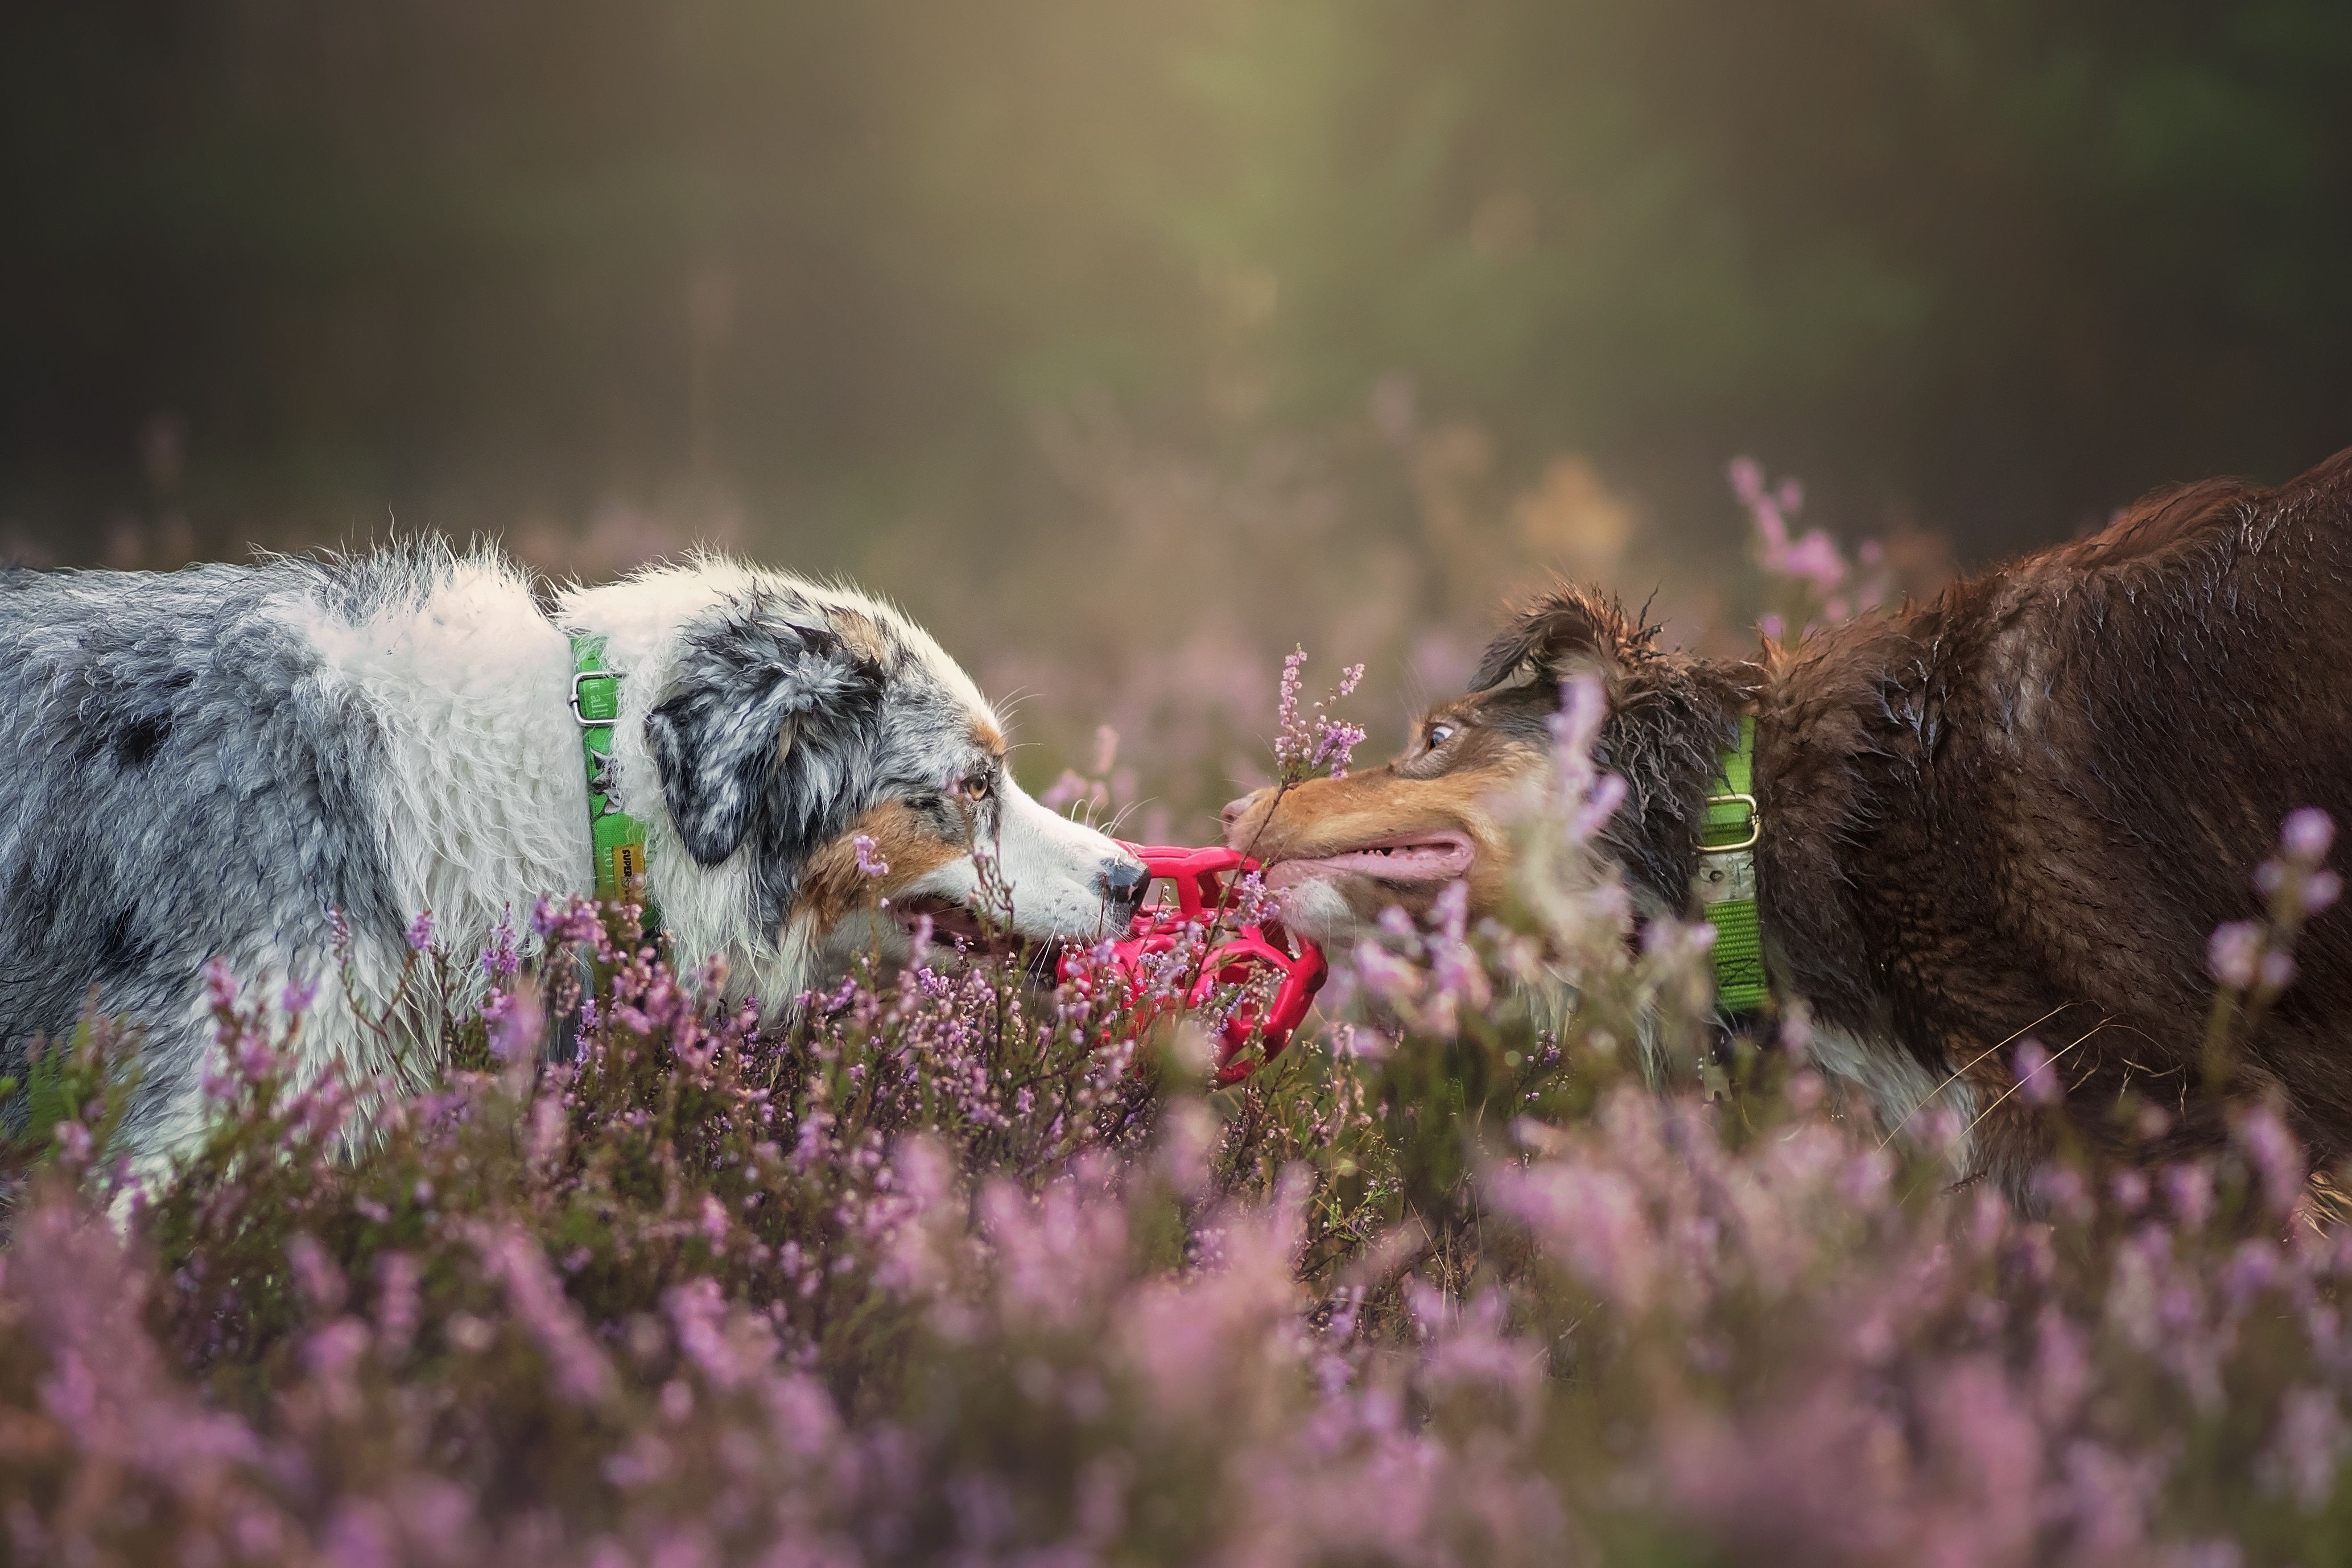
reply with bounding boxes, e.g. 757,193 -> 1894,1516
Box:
958,771 -> 996,804
1425,722 -> 1458,749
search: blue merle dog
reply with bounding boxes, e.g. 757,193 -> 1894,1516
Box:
0,543 -> 1147,1163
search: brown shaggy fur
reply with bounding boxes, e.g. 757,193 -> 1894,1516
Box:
1229,447 -> 2352,1195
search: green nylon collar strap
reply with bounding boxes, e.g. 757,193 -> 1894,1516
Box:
1693,714 -> 1767,1015
568,634 -> 661,937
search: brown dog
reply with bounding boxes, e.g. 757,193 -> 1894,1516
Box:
1225,448 -> 2352,1192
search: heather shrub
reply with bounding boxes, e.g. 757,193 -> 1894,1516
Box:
6,885 -> 2352,1563
3,527 -> 2350,1562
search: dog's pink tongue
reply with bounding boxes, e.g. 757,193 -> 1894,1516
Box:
1268,836 -> 1475,885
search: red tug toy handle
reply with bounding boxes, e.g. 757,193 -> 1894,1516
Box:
1058,843 -> 1328,1084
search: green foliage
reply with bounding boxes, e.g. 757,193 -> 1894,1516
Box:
10,2 -> 2352,558
0,1011 -> 141,1180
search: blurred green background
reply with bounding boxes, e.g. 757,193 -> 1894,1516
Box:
9,2 -> 2352,827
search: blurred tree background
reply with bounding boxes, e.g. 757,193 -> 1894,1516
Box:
8,1 -> 2352,822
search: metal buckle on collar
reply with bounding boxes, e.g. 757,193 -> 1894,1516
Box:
1699,791 -> 1760,854
570,671 -> 619,728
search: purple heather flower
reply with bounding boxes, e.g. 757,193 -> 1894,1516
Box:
405,909 -> 435,953
1276,647 -> 1305,738
1778,529 -> 1848,592
2111,1168 -> 2150,1213
2267,1387 -> 2349,1512
2012,1038 -> 2058,1106
50,1121 -> 92,1167
1274,649 -> 1368,782
853,833 -> 890,879
2058,1439 -> 2160,1558
472,1224 -> 613,1407
2305,869 -> 2345,915
2165,1160 -> 2217,1230
482,907 -> 521,980
2284,807 -> 2336,865
203,955 -> 238,1013
280,973 -> 319,1016
1310,717 -> 1368,778
373,1253 -> 420,1354
484,988 -> 543,1064
2209,921 -> 2264,990
285,1233 -> 348,1316
1728,455 -> 1768,510
2035,1306 -> 2091,1425
2239,1102 -> 2309,1215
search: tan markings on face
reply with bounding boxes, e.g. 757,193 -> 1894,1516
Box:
797,800 -> 967,931
826,607 -> 895,669
1232,767 -> 1516,919
970,717 -> 1005,755
1228,717 -> 1549,925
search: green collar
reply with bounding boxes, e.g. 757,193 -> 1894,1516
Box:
1693,714 -> 1766,1015
569,634 -> 661,938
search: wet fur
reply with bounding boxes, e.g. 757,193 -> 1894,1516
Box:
1235,447 -> 2352,1198
0,543 -> 1142,1165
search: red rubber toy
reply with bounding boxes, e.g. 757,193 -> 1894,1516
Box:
1058,843 -> 1328,1084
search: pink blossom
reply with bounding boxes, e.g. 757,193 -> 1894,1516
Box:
281,973 -> 320,1016
286,1233 -> 348,1316
2264,1386 -> 2347,1511
2208,921 -> 2263,989
2012,1038 -> 2059,1106
470,1224 -> 613,1406
2237,1102 -> 2309,1215
11,798 -> 2352,1563
1777,529 -> 1849,591
1274,647 -> 1369,781
2283,807 -> 2336,864
2306,868 -> 2344,914
1039,769 -> 1090,811
482,907 -> 521,980
203,956 -> 238,1012
373,1253 -> 421,1355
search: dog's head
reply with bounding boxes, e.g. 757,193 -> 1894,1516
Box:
1223,584 -> 1753,945
587,567 -> 1148,979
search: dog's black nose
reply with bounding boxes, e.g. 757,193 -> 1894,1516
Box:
1099,857 -> 1150,911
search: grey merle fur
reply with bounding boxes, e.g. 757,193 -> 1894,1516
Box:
649,597 -> 886,869
646,584 -> 990,935
0,552 -> 1010,1154
0,560 -> 402,1148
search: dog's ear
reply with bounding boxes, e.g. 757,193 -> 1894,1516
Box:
646,603 -> 886,866
1470,584 -> 1653,694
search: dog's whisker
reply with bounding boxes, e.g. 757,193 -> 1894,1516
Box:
1,546 -> 1152,1163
